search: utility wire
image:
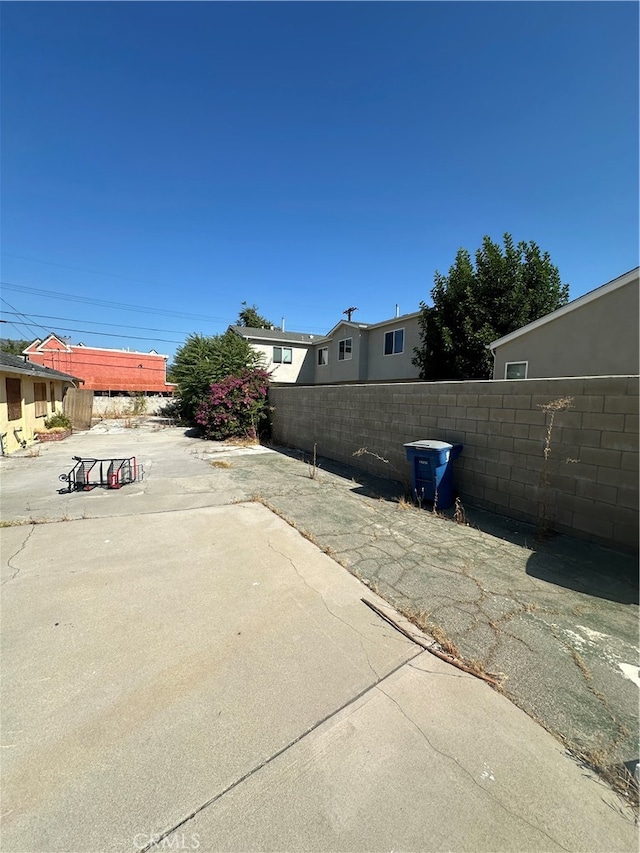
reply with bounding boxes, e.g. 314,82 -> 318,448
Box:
0,310 -> 197,336
1,280 -> 234,323
0,297 -> 50,338
1,277 -> 332,335
1,252 -> 182,289
17,325 -> 182,344
0,256 -> 331,332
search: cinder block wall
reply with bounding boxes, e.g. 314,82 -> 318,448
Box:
269,377 -> 639,552
92,395 -> 170,416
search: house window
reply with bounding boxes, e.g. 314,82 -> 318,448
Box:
318,347 -> 328,366
505,361 -> 528,380
384,328 -> 404,355
273,347 -> 292,364
6,378 -> 22,421
50,382 -> 56,410
34,382 -> 47,417
338,338 -> 352,361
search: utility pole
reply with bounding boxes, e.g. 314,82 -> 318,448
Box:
343,306 -> 358,322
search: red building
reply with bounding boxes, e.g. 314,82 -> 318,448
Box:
24,335 -> 175,395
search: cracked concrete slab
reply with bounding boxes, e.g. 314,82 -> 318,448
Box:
1,422 -> 638,850
161,658 -> 637,853
0,502 -> 419,852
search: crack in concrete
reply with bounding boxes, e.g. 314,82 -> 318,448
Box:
406,660 -> 466,679
139,652 -> 421,853
376,685 -> 571,852
1,525 -> 35,585
266,538 -> 382,683
548,623 -> 631,759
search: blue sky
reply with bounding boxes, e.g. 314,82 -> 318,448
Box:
1,1 -> 638,359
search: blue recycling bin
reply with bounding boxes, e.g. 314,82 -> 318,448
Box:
404,440 -> 463,509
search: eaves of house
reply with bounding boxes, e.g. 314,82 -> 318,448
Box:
228,326 -> 317,345
487,267 -> 639,352
0,351 -> 82,385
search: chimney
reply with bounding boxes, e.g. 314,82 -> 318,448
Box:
281,317 -> 285,332
395,304 -> 400,318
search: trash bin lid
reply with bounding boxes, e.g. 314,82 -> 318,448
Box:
403,440 -> 453,450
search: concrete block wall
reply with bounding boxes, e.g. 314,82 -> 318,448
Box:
269,376 -> 639,552
92,395 -> 171,416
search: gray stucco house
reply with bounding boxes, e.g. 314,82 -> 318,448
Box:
489,267 -> 639,379
311,312 -> 421,384
230,311 -> 422,385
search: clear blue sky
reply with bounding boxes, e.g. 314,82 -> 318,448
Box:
1,1 -> 638,359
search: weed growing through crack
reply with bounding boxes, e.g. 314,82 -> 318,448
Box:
226,435 -> 260,447
308,443 -> 318,480
453,496 -> 467,525
537,396 -> 577,541
0,514 -> 83,527
352,447 -> 412,494
211,460 -> 232,469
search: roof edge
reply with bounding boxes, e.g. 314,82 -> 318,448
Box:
488,267 -> 639,351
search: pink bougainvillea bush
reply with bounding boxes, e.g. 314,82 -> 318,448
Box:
194,369 -> 270,440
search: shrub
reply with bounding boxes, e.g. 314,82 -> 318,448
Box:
170,331 -> 265,424
195,369 -> 270,441
129,393 -> 148,416
44,410 -> 73,430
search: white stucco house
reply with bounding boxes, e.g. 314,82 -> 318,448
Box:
228,326 -> 317,383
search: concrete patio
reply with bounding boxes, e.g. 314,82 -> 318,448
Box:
0,421 -> 637,851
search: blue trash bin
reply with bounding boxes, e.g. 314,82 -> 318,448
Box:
404,440 -> 463,509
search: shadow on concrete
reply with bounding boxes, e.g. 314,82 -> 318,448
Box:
273,445 -> 405,500
270,444 -> 639,606
525,548 -> 639,605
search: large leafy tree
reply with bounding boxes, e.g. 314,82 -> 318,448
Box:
413,233 -> 569,380
1,338 -> 30,355
170,330 -> 265,423
237,302 -> 275,329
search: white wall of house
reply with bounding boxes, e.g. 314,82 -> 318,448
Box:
251,341 -> 315,383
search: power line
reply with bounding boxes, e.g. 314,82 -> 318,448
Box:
0,300 -> 184,345
0,310 -> 196,336
1,280 -> 235,323
15,324 -> 182,345
26,356 -> 176,370
1,252 -> 181,289
0,277 -> 334,336
0,297 -> 50,338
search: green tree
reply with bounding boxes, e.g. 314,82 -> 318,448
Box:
413,234 -> 569,380
1,338 -> 30,355
237,302 -> 275,329
170,330 -> 264,423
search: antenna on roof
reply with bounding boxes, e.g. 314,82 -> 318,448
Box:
343,306 -> 358,322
